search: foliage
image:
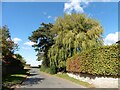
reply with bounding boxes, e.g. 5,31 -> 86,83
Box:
49,65 -> 57,74
66,45 -> 120,76
2,69 -> 29,89
48,13 -> 104,71
1,26 -> 26,76
40,65 -> 51,73
29,23 -> 54,67
0,26 -> 18,57
29,13 -> 104,73
15,54 -> 26,66
40,65 -> 57,74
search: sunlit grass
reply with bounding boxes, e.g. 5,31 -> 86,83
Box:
2,69 -> 29,88
11,74 -> 27,77
55,73 -> 95,88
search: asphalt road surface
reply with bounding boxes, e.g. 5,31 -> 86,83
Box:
18,68 -> 85,88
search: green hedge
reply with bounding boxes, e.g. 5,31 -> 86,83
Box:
66,45 -> 120,76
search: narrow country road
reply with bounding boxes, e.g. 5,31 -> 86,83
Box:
18,68 -> 85,88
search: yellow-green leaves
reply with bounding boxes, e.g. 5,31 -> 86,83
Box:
67,45 -> 119,76
48,13 -> 104,71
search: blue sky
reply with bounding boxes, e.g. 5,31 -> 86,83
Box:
2,2 -> 118,66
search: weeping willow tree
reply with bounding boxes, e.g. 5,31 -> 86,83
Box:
48,13 -> 104,72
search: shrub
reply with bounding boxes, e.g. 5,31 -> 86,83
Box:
40,65 -> 51,74
40,65 -> 47,72
66,45 -> 120,76
50,65 -> 57,74
2,55 -> 25,76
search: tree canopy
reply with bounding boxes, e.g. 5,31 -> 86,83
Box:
48,13 -> 104,71
1,26 -> 26,76
29,23 -> 54,67
0,26 -> 18,58
29,13 -> 104,72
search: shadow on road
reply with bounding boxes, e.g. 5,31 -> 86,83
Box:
22,77 -> 45,86
28,73 -> 38,76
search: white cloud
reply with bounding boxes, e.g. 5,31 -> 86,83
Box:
64,0 -> 88,14
43,12 -> 52,19
54,17 -> 58,21
24,41 -> 35,46
104,32 -> 120,45
43,12 -> 47,15
48,16 -> 52,19
22,46 -> 32,50
64,0 -> 115,14
12,38 -> 22,43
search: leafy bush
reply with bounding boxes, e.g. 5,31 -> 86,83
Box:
2,55 -> 25,76
40,65 -> 51,74
15,54 -> 26,66
66,45 -> 120,76
50,65 -> 57,74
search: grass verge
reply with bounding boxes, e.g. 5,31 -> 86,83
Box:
40,66 -> 95,88
55,73 -> 95,88
2,69 -> 30,89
